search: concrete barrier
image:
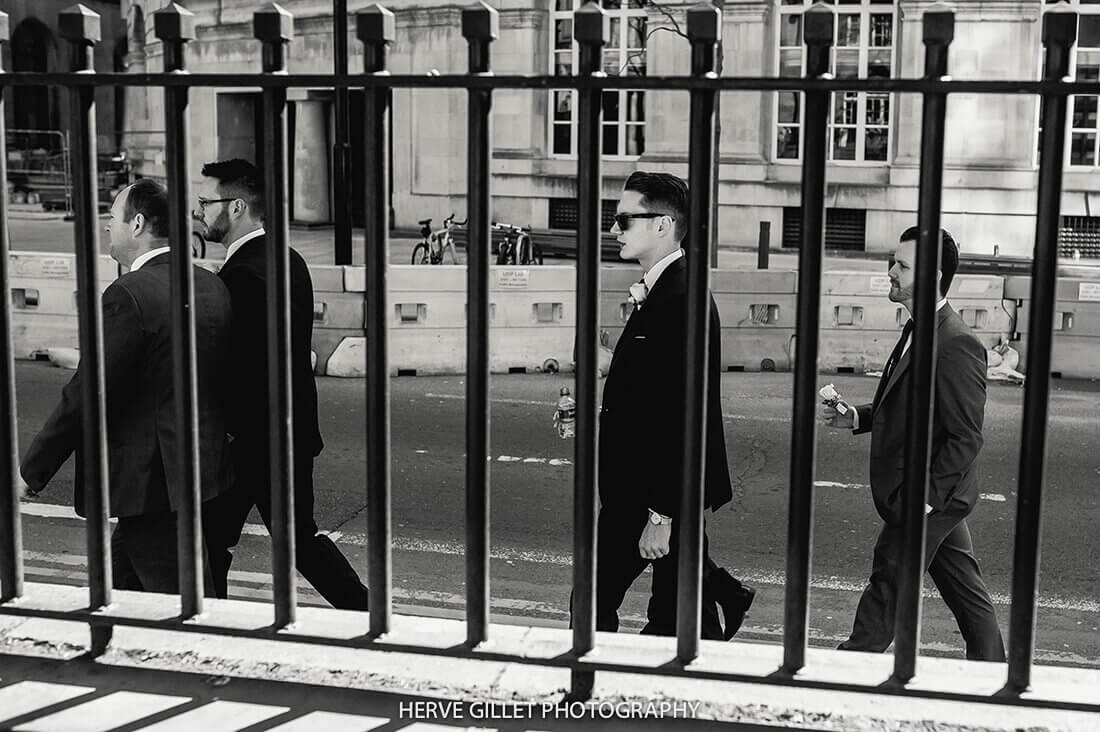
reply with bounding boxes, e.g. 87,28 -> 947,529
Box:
8,252 -> 117,359
1007,276 -> 1100,379
713,270 -> 798,372
819,271 -> 1013,373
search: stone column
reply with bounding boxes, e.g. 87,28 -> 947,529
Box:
292,99 -> 331,223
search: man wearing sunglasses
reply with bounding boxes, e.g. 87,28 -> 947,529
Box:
580,171 -> 753,641
196,158 -> 369,610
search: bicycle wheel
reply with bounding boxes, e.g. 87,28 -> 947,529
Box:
517,236 -> 533,266
496,241 -> 510,266
411,242 -> 431,265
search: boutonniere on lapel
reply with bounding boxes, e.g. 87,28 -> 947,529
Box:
628,280 -> 648,310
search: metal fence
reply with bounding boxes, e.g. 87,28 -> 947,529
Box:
0,0 -> 1092,711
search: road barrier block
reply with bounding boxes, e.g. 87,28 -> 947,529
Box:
1007,276 -> 1100,379
713,270 -> 798,372
8,252 -> 117,359
819,271 -> 1013,373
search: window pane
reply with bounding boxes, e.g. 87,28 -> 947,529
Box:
837,14 -> 860,47
835,49 -> 859,79
556,0 -> 572,10
780,15 -> 802,47
780,48 -> 802,78
866,93 -> 889,125
1077,51 -> 1100,82
870,14 -> 893,47
1073,95 -> 1098,130
625,124 -> 645,156
624,54 -> 646,76
628,0 -> 645,7
604,50 -> 620,75
833,92 -> 858,125
627,18 -> 646,49
1080,16 -> 1100,48
603,124 -> 619,156
777,126 -> 799,159
626,91 -> 645,122
555,52 -> 571,77
868,49 -> 891,78
778,91 -> 801,124
555,19 -> 572,50
602,0 -> 622,9
865,128 -> 888,161
833,127 -> 857,160
602,91 -> 620,121
609,17 -> 621,48
554,123 -> 572,155
1070,132 -> 1096,166
554,91 -> 572,122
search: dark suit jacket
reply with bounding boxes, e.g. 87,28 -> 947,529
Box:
855,304 -> 987,525
22,253 -> 234,518
599,256 -> 733,518
217,234 -> 323,461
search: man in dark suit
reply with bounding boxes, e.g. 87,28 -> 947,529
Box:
824,227 -> 1005,661
580,171 -> 753,640
19,179 -> 233,593
196,158 -> 369,610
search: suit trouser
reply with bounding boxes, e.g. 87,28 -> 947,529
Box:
112,509 -> 215,595
840,511 -> 1005,661
203,452 -> 369,610
586,506 -> 723,640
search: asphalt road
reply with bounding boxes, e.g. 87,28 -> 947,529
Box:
14,362 -> 1100,668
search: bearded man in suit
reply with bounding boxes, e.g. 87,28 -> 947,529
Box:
20,179 -> 233,593
824,227 -> 1005,661
196,158 -> 368,610
577,171 -> 753,640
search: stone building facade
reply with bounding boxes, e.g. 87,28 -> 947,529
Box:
117,0 -> 1100,257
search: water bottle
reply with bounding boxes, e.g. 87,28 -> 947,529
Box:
554,386 -> 576,439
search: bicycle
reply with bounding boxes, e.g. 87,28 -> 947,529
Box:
492,221 -> 542,266
412,212 -> 465,265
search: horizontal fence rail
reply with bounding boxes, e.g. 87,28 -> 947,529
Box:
0,0 -> 1093,714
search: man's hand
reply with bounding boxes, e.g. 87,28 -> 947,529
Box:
822,400 -> 855,429
638,520 -> 672,560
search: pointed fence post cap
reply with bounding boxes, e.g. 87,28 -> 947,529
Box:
254,2 -> 294,43
154,3 -> 197,43
574,2 -> 608,46
803,2 -> 835,47
357,4 -> 396,45
1043,2 -> 1078,48
462,1 -> 499,42
687,3 -> 721,44
59,3 -> 102,44
922,3 -> 955,46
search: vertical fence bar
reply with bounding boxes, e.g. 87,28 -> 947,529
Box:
59,5 -> 111,651
677,4 -> 721,664
893,4 -> 954,685
0,12 -> 22,604
569,1 -> 607,700
1007,4 -> 1076,694
154,2 -> 203,619
782,1 -> 833,674
254,3 -> 297,629
358,3 -> 394,638
333,0 -> 352,265
462,1 -> 498,647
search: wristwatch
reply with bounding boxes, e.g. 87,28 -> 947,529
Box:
648,509 -> 672,526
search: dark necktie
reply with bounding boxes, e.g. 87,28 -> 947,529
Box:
883,319 -> 914,384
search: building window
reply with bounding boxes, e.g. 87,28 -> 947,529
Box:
775,0 -> 896,163
1060,215 -> 1100,258
548,197 -> 619,231
551,0 -> 647,158
781,207 -> 867,251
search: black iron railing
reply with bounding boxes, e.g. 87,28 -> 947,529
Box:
0,0 -> 1090,708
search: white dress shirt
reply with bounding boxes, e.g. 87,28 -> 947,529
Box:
129,246 -> 171,273
224,227 -> 266,265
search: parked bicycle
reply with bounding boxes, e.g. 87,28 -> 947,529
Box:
412,212 -> 465,265
492,221 -> 542,266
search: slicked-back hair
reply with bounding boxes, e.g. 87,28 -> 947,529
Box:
623,171 -> 689,242
122,178 -> 170,239
200,158 -> 265,220
899,225 -> 959,297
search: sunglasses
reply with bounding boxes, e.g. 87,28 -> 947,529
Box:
613,212 -> 672,231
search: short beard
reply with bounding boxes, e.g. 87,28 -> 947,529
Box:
203,209 -> 231,243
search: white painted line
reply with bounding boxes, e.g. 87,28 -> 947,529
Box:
980,493 -> 1007,502
814,481 -> 869,490
425,392 -> 554,407
20,503 -> 115,522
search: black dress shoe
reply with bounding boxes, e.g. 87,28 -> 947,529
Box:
706,565 -> 756,640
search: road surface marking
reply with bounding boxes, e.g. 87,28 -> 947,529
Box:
812,484 -> 1009,504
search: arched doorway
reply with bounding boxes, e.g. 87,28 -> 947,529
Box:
11,18 -> 59,149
